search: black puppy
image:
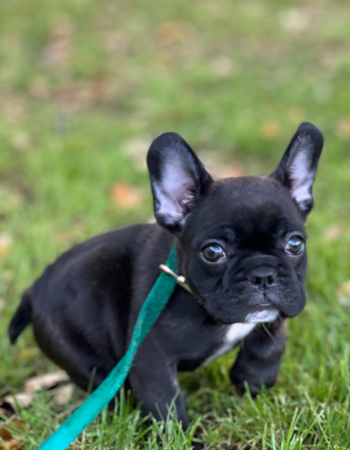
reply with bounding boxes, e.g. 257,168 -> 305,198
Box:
9,123 -> 323,431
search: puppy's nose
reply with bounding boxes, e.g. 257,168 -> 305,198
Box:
248,267 -> 276,288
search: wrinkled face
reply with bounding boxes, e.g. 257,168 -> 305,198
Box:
180,177 -> 307,324
147,123 -> 323,325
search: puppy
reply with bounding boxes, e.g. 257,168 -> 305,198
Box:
9,123 -> 323,430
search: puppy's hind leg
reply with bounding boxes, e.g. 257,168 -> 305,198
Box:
230,320 -> 286,396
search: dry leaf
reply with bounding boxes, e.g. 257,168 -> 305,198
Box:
18,348 -> 38,361
0,418 -> 26,450
336,117 -> 350,138
28,76 -> 51,100
287,106 -> 305,125
336,281 -> 350,307
260,121 -> 282,139
123,137 -> 150,171
199,151 -> 246,179
0,234 -> 12,259
279,8 -> 311,33
210,56 -> 234,77
40,18 -> 72,69
3,392 -> 34,409
110,182 -> 143,208
324,224 -> 345,242
53,384 -> 74,406
24,370 -> 69,393
1,371 -> 70,411
11,132 -> 31,152
156,22 -> 186,44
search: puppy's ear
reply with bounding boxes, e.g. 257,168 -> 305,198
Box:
270,122 -> 324,219
147,132 -> 213,233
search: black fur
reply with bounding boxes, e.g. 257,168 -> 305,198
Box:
9,122 -> 323,433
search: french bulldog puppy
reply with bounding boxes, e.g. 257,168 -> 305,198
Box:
9,123 -> 323,431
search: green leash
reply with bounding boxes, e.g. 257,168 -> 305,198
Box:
38,246 -> 184,450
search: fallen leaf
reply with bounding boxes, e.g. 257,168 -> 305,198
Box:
11,132 -> 31,152
336,281 -> 350,307
210,56 -> 235,77
2,392 -> 34,409
18,348 -> 38,361
39,17 -> 72,69
324,224 -> 345,242
110,182 -> 144,208
24,370 -> 69,393
0,418 -> 26,450
287,106 -> 305,125
279,8 -> 311,33
1,371 -> 70,411
0,406 -> 12,417
156,21 -> 186,44
53,79 -> 105,111
53,384 -> 74,406
260,121 -> 282,139
28,76 -> 51,100
123,137 -> 150,171
199,151 -> 246,179
0,234 -> 12,259
336,117 -> 350,138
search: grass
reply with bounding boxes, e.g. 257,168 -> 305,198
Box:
1,0 -> 350,448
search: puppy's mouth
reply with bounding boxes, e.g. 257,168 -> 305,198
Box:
245,308 -> 280,324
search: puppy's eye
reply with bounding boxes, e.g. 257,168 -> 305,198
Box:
285,236 -> 304,255
201,244 -> 226,263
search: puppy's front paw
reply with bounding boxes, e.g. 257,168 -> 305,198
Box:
230,365 -> 277,397
230,371 -> 263,397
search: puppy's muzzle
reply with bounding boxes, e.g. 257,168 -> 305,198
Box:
247,267 -> 277,289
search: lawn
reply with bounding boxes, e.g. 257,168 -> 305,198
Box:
1,0 -> 350,448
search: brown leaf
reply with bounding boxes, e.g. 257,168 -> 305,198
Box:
0,418 -> 26,450
336,281 -> 350,307
123,137 -> 150,171
260,121 -> 282,139
336,117 -> 350,138
279,8 -> 311,33
287,106 -> 305,125
156,22 -> 186,44
1,371 -> 70,411
24,370 -> 69,393
110,182 -> 143,208
199,151 -> 247,179
39,18 -> 72,69
324,224 -> 345,242
0,234 -> 12,259
210,56 -> 235,78
17,348 -> 38,361
53,384 -> 74,406
2,392 -> 34,409
11,132 -> 31,152
28,76 -> 51,100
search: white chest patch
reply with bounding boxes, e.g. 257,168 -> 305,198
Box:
201,323 -> 256,366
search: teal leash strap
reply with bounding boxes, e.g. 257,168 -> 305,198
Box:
38,246 -> 178,450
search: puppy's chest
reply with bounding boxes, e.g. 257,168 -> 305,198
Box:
201,323 -> 256,366
178,323 -> 255,370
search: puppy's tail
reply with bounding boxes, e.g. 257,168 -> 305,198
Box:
8,288 -> 33,344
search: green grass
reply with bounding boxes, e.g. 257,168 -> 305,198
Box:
1,0 -> 350,448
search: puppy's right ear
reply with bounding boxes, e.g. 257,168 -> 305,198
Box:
147,132 -> 213,233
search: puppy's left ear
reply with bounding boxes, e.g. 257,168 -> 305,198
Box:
270,122 -> 324,219
147,132 -> 213,233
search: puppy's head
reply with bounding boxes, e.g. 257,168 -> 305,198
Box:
147,123 -> 323,324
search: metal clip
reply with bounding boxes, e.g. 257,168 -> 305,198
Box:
159,264 -> 193,294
